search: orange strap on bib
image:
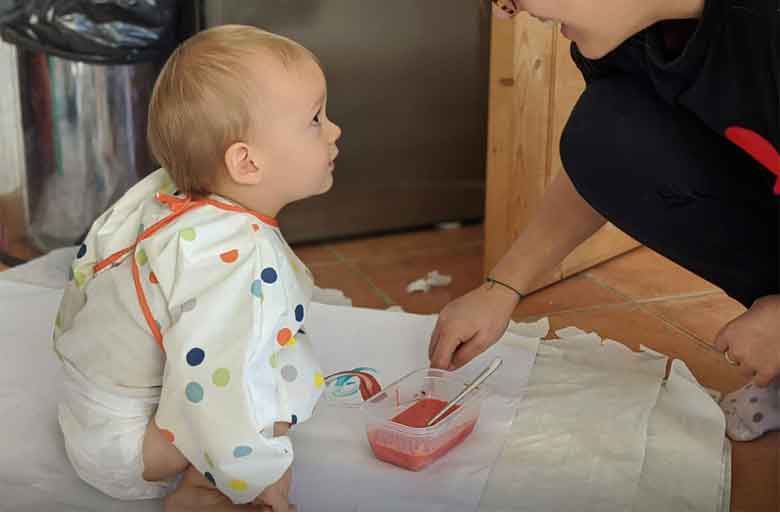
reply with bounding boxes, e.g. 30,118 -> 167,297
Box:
92,193 -> 279,352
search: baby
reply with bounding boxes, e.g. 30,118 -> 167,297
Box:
53,25 -> 341,510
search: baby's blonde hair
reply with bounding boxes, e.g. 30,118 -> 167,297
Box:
147,25 -> 313,195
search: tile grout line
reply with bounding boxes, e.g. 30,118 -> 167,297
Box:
514,300 -> 640,321
583,271 -> 723,304
581,272 -> 636,303
517,297 -> 724,353
634,304 -> 724,354
516,288 -> 723,321
325,246 -> 397,307
631,290 -> 725,304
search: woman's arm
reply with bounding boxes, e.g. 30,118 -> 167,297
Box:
488,170 -> 606,296
429,170 -> 605,370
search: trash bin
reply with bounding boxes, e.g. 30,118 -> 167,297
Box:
0,0 -> 178,258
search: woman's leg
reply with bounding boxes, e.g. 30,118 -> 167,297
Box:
561,74 -> 778,308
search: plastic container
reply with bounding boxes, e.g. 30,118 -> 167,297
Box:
360,367 -> 489,471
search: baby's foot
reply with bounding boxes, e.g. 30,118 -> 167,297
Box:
720,382 -> 780,441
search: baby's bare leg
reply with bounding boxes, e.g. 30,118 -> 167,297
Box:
142,419 -> 188,481
163,464 -> 268,511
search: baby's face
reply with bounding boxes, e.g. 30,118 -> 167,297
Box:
248,53 -> 341,205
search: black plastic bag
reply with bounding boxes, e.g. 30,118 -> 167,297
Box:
0,0 -> 178,63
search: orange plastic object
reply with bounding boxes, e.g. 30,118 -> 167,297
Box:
367,399 -> 478,471
391,398 -> 459,428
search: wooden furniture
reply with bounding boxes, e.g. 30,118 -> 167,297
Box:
484,15 -> 639,292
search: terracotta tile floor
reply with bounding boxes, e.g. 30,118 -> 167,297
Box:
292,224 -> 777,511
1,224 -> 776,510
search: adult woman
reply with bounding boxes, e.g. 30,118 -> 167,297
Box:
430,0 -> 779,441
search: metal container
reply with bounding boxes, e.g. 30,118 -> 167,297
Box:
0,41 -> 158,257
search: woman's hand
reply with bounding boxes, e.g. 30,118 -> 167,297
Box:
713,295 -> 780,387
429,282 -> 520,371
492,0 -> 705,59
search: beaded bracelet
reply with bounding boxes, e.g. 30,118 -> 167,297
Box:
485,276 -> 524,301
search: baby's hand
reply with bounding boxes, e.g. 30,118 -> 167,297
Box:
254,466 -> 295,511
254,422 -> 294,511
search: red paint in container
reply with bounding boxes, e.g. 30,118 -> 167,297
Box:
361,369 -> 487,471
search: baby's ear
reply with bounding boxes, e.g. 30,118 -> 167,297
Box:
224,142 -> 263,186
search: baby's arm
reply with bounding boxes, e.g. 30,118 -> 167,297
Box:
146,217 -> 301,506
253,423 -> 294,511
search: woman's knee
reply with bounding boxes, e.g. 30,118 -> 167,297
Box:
559,83 -> 623,212
559,75 -> 686,215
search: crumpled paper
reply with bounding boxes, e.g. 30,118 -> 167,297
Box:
406,270 -> 452,293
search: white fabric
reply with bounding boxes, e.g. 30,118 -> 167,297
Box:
0,250 -> 731,511
57,361 -> 174,501
632,360 -> 728,511
0,279 -> 160,511
480,334 -> 667,511
53,169 -> 323,503
480,330 -> 731,512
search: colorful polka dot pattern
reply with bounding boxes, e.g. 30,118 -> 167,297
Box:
180,228 -> 196,241
74,270 -> 87,288
233,446 -> 253,458
77,244 -> 87,259
149,271 -> 158,284
229,479 -> 248,492
186,382 -> 204,403
261,268 -> 278,284
277,328 -> 293,346
220,249 -> 239,263
160,429 -> 175,443
136,249 -> 148,266
281,365 -> 298,382
276,328 -> 295,346
150,234 -> 317,494
251,280 -> 263,299
186,348 -> 205,366
212,368 -> 231,387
